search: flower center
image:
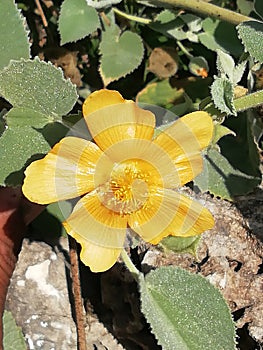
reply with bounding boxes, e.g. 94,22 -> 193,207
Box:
97,160 -> 152,215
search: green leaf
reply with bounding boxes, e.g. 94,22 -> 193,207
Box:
99,24 -> 144,86
254,0 -> 263,20
212,123 -> 235,144
195,147 -> 261,200
86,0 -> 122,8
0,122 -> 69,186
139,266 -> 236,350
160,235 -> 201,256
199,18 -> 243,57
211,77 -> 236,116
3,311 -> 27,350
137,79 -> 183,110
195,113 -> 261,199
149,10 -> 187,40
216,49 -> 246,85
0,58 -> 78,117
0,0 -> 30,70
5,107 -> 52,128
58,0 -> 100,45
237,0 -> 254,16
237,20 -> 263,63
0,127 -> 50,186
216,49 -> 235,78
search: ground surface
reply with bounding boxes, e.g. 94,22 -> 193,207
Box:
5,183 -> 263,350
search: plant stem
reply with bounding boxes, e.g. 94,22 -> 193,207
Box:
121,249 -> 140,279
234,89 -> 263,112
150,0 -> 253,25
68,236 -> 87,350
113,7 -> 152,24
177,40 -> 193,58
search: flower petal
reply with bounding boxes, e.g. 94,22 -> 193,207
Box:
153,111 -> 213,185
83,89 -> 125,116
83,90 -> 155,151
72,238 -> 122,272
22,137 -> 108,204
63,191 -> 127,250
128,188 -> 214,243
94,138 -> 180,188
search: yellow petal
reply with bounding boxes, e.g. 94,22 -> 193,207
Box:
22,137 -> 107,204
83,89 -> 125,117
63,191 -> 127,250
153,111 -> 213,186
128,188 -> 214,243
94,138 -> 180,189
71,238 -> 122,272
83,92 -> 155,152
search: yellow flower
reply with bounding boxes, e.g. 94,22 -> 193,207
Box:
22,89 -> 214,272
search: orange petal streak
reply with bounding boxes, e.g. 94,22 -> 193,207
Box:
154,111 -> 213,186
128,188 -> 214,243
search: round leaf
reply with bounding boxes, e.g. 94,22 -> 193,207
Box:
0,58 -> 78,117
139,266 -> 236,350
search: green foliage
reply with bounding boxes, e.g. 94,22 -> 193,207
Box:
211,77 -> 236,115
0,123 -> 68,186
58,0 -> 100,45
216,49 -> 246,85
160,235 -> 201,256
0,59 -> 78,118
0,0 -> 30,70
0,58 -> 77,185
254,0 -> 263,19
139,266 -> 236,350
237,20 -> 263,63
150,10 -> 202,42
3,311 -> 27,350
99,24 -> 144,86
199,18 -> 243,56
195,113 -> 261,200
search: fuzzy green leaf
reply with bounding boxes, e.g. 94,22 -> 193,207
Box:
0,58 -> 78,117
99,25 -> 144,85
5,107 -> 52,128
139,266 -> 236,350
0,123 -> 69,186
216,50 -> 246,84
58,0 -> 100,45
237,20 -> 263,63
0,127 -> 50,186
211,77 -> 236,116
195,147 -> 261,200
0,0 -> 30,70
216,49 -> 235,78
3,311 -> 27,350
195,113 -> 261,199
